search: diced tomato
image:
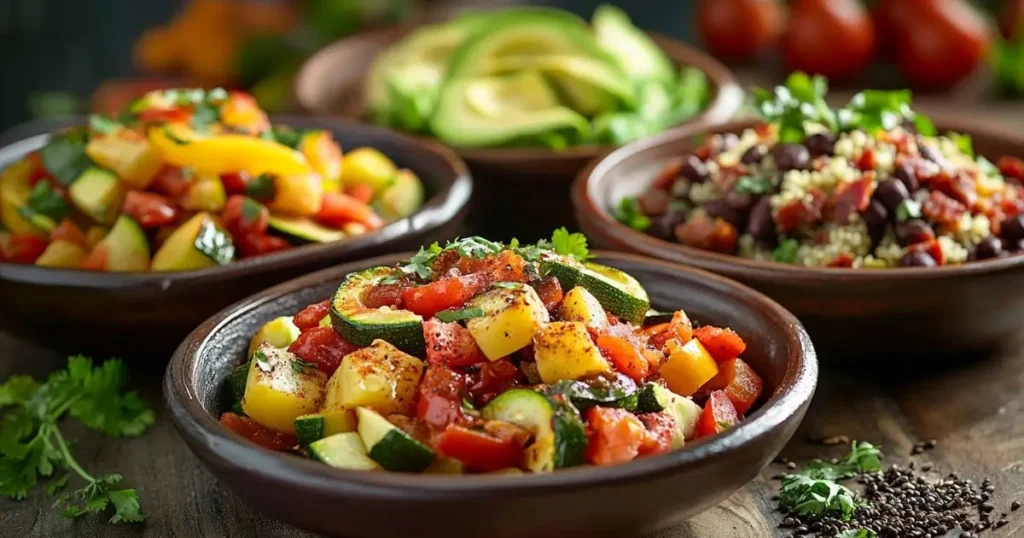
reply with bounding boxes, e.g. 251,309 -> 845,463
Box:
533,276 -> 564,311
287,326 -> 357,375
584,407 -> 647,466
908,238 -> 945,266
652,158 -> 684,190
293,300 -> 330,331
50,219 -> 86,246
151,166 -> 192,198
927,169 -> 977,209
703,358 -> 763,415
79,246 -> 109,270
4,235 -> 48,264
401,273 -> 491,318
456,250 -> 528,283
827,253 -> 855,268
637,412 -> 675,456
317,192 -> 384,229
675,213 -> 739,254
694,390 -> 740,439
122,191 -> 179,229
424,318 -> 487,367
344,183 -> 375,204
137,107 -> 191,125
238,232 -> 291,258
416,365 -> 468,429
363,282 -> 409,309
219,412 -> 296,451
648,310 -> 694,351
693,326 -> 747,364
854,148 -> 876,171
922,190 -> 968,229
998,156 -> 1024,181
828,173 -> 875,225
469,358 -> 524,406
222,195 -> 269,238
220,171 -> 251,195
595,333 -> 650,382
437,424 -> 524,471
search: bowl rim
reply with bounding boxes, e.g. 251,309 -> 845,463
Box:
164,249 -> 817,497
0,116 -> 473,287
293,24 -> 745,164
573,115 -> 1024,283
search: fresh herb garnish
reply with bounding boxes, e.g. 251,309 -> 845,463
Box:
0,356 -> 153,523
240,197 -> 266,222
772,238 -> 800,263
550,227 -> 589,260
460,397 -> 475,412
615,197 -> 651,231
290,359 -> 316,373
895,199 -> 922,222
797,441 -> 883,481
245,174 -> 276,202
88,114 -> 121,135
839,89 -> 933,136
947,132 -> 974,158
26,181 -> 70,221
190,103 -> 221,133
39,130 -> 92,186
260,125 -> 306,149
734,176 -> 773,195
435,307 -> 485,323
837,530 -> 877,538
494,282 -> 521,289
398,242 -> 443,280
777,442 -> 883,521
253,349 -> 269,363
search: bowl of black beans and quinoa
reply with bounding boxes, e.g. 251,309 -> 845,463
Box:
574,73 -> 1024,359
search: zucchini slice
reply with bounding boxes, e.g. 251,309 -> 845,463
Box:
330,267 -> 424,353
68,167 -> 124,225
226,359 -> 251,415
268,215 -> 346,244
635,383 -> 702,448
356,407 -> 435,472
541,259 -> 650,324
295,411 -> 358,446
151,212 -> 235,271
548,373 -> 638,412
481,389 -> 586,473
309,432 -> 381,471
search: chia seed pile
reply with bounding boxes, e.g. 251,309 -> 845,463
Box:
775,441 -> 1019,538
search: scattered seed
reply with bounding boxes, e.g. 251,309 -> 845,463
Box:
1012,500 -> 1021,511
786,461 -> 797,470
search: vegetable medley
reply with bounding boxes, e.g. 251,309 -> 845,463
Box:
220,231 -> 764,474
618,73 -> 1024,268
0,88 -> 424,270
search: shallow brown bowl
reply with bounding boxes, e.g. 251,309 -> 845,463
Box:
164,250 -> 816,538
574,117 -> 1024,359
0,117 -> 471,357
294,24 -> 744,241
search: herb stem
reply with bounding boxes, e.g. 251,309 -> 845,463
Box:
50,427 -> 94,483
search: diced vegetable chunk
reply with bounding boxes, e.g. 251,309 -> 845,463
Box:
247,316 -> 302,358
242,343 -> 328,434
466,283 -> 550,361
659,338 -> 719,397
85,129 -> 162,189
322,339 -> 424,416
533,321 -> 612,383
559,286 -> 608,329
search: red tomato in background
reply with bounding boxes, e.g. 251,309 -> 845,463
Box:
293,300 -> 330,331
697,0 -> 783,63
695,390 -> 740,438
122,191 -> 179,228
219,412 -> 296,451
781,0 -> 875,80
287,326 -> 357,375
1001,0 -> 1024,40
437,425 -> 523,471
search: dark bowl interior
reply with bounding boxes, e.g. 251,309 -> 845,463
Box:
0,117 -> 471,357
574,116 -> 1024,359
165,251 -> 816,538
294,24 -> 744,241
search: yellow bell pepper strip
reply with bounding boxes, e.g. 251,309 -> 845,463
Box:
0,160 -> 47,237
148,123 -> 313,177
659,338 -> 720,397
299,130 -> 343,191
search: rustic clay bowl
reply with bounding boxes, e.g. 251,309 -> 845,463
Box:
574,117 -> 1024,359
0,117 -> 471,357
164,251 -> 816,538
294,24 -> 744,241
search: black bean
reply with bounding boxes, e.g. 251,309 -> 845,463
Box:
862,199 -> 888,231
1000,214 -> 1024,241
876,178 -> 911,213
703,199 -> 745,228
725,190 -> 755,212
647,209 -> 687,241
974,236 -> 1003,260
773,143 -> 811,171
893,162 -> 920,192
681,155 -> 709,183
895,219 -> 936,247
919,143 -> 945,164
901,250 -> 937,267
747,198 -> 774,241
741,145 -> 767,164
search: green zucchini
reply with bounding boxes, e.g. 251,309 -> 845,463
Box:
227,360 -> 251,415
14,206 -> 56,233
636,383 -> 702,448
635,382 -> 670,413
268,215 -> 346,244
295,411 -> 357,446
309,432 -> 381,471
541,259 -> 649,323
68,167 -> 123,225
330,267 -> 424,353
481,389 -> 586,473
548,373 -> 638,412
356,407 -> 435,472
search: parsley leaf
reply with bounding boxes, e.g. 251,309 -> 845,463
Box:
26,181 -> 70,221
245,174 -> 276,202
290,359 -> 317,374
779,474 -> 860,520
551,227 -> 589,260
772,238 -> 800,263
895,199 -> 921,222
615,198 -> 651,231
734,176 -> 773,195
0,376 -> 40,408
754,72 -> 836,143
190,103 -> 221,133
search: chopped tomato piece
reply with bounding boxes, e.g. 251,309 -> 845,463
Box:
122,191 -> 179,229
652,158 -> 684,190
998,156 -> 1024,181
222,195 -> 270,238
401,273 -> 491,318
584,407 -> 647,466
922,190 -> 967,229
827,253 -> 855,268
293,300 -> 330,331
637,412 -> 675,456
437,425 -> 524,471
219,412 -> 296,451
927,169 -> 977,208
456,250 -> 528,282
4,235 -> 48,264
469,358 -> 524,406
693,326 -> 747,364
675,213 -> 739,253
908,238 -> 945,266
344,183 -> 375,204
703,358 -> 763,415
287,326 -> 357,375
238,232 -> 291,258
828,173 -> 875,225
694,390 -> 740,439
648,310 -> 694,351
316,192 -> 384,229
51,219 -> 86,246
137,107 -> 191,125
416,365 -> 468,429
151,166 -> 192,198
424,318 -> 487,367
533,276 -> 564,311
595,333 -> 650,382
775,189 -> 826,233
854,148 -> 876,171
220,171 -> 251,195
79,246 -> 109,270
363,282 -> 409,309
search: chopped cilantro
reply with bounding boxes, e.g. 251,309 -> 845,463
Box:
733,176 -> 773,195
26,181 -> 70,221
550,227 -> 589,260
895,199 -> 921,222
615,197 -> 651,231
290,359 -> 316,374
245,174 -> 276,202
189,103 -> 221,133
39,130 -> 92,186
435,307 -> 485,323
772,238 -> 800,264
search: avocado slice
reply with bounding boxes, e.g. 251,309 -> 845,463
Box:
372,169 -> 424,221
592,4 -> 675,84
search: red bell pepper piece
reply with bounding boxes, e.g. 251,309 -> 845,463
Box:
693,326 -> 747,364
293,300 -> 330,331
424,318 -> 487,367
584,407 -> 647,466
287,326 -> 357,375
220,412 -> 297,451
694,390 -> 740,439
437,425 -> 524,471
703,358 -> 763,415
401,273 -> 490,318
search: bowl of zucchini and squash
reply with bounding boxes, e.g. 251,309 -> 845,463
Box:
295,5 -> 743,241
0,88 -> 471,356
165,231 -> 816,538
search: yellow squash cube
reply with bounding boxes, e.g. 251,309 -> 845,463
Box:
247,316 -> 301,358
467,283 -> 550,361
242,343 -> 328,434
323,339 -> 424,416
35,240 -> 87,268
85,130 -> 162,190
660,338 -> 720,397
270,173 -> 323,217
533,321 -> 611,383
559,286 -> 607,329
341,147 -> 397,191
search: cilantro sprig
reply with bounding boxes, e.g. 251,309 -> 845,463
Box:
0,356 -> 154,524
777,441 -> 882,521
614,198 -> 651,231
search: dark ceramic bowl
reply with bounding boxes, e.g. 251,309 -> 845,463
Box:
0,117 -> 471,357
294,24 -> 744,241
574,117 -> 1024,359
165,251 -> 816,538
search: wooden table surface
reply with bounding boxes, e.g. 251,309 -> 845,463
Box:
1,326 -> 1022,538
